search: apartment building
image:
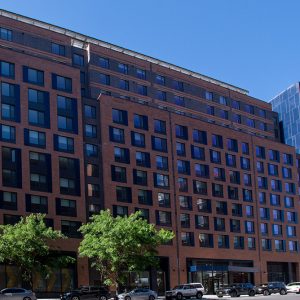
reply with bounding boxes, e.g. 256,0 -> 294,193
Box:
0,9 -> 299,295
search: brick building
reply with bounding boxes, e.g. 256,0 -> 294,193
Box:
0,9 -> 299,295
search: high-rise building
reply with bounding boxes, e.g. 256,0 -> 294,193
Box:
270,82 -> 300,153
0,9 -> 299,296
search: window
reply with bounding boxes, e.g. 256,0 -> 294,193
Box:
220,110 -> 228,119
87,184 -> 99,197
0,27 -> 12,41
179,195 -> 192,210
259,192 -> 266,204
262,239 -> 272,251
85,124 -> 97,138
275,240 -> 286,252
134,114 -> 148,130
73,53 -> 84,66
173,80 -> 184,91
99,73 -> 110,85
195,215 -> 209,229
233,236 -> 244,249
116,186 -> 132,203
57,96 -> 77,133
212,134 -> 223,148
61,220 -> 81,238
244,104 -> 254,114
287,211 -> 297,223
213,167 -> 225,181
118,63 -> 128,74
1,82 -> 20,122
199,233 -> 213,248
288,241 -> 298,252
158,192 -> 170,208
191,145 -> 205,160
136,151 -> 150,167
152,136 -> 167,152
59,157 -> 80,195
212,183 -> 223,197
1,61 -> 14,78
137,85 -> 147,96
86,164 -> 99,177
2,104 -> 15,121
156,155 -> 168,170
84,105 -> 96,119
270,194 -> 280,206
210,150 -> 221,164
85,143 -> 98,157
24,194 -> 47,214
156,210 -> 171,226
284,196 -> 294,208
256,146 -> 265,158
282,167 -> 292,179
272,224 -> 282,236
259,122 -> 267,131
24,129 -> 46,148
242,142 -> 249,155
260,207 -> 270,220
283,153 -> 293,165
155,75 -> 165,85
56,198 -> 77,217
178,178 -> 188,192
0,124 -> 15,142
54,135 -> 74,153
174,95 -> 184,106
193,181 -> 207,195
136,68 -> 146,80
258,109 -> 266,118
193,129 -> 207,144
156,90 -> 166,101
243,189 -> 253,202
231,99 -> 240,109
138,190 -> 152,205
228,186 -> 238,200
0,191 -> 17,211
218,235 -> 229,249
133,169 -> 147,185
132,132 -> 145,147
197,198 -> 211,213
51,43 -> 65,56
232,114 -> 241,123
109,127 -> 125,143
99,57 -> 109,68
258,176 -> 268,189
287,226 -> 296,237
271,179 -> 282,192
52,74 -> 72,92
254,164 -> 263,177
195,164 -> 209,178
245,207 -> 254,219
119,79 -> 129,90
232,203 -> 242,217
205,91 -> 213,101
112,109 -> 128,125
219,96 -> 227,105
248,237 -> 256,250
230,219 -> 241,233
260,223 -> 268,235
216,201 -> 227,215
175,125 -> 188,140
177,160 -> 190,175
113,205 -> 128,217
111,165 -> 127,182
243,173 -> 251,186
285,182 -> 295,194
240,157 -> 250,170
227,138 -> 238,152
154,173 -> 169,188
154,119 -> 166,134
269,149 -> 280,162
226,154 -> 236,167
114,147 -> 130,164
135,208 -> 149,221
181,232 -> 194,246
23,66 -> 45,86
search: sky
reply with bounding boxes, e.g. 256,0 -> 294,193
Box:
1,0 -> 299,102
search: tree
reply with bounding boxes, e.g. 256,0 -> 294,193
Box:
0,213 -> 74,288
79,210 -> 174,289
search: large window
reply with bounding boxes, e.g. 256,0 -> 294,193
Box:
52,74 -> 72,92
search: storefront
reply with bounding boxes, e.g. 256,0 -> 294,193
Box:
267,262 -> 298,283
187,259 -> 256,294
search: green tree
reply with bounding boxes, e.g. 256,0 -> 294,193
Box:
79,210 -> 174,289
0,213 -> 74,288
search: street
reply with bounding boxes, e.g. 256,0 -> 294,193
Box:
201,294 -> 300,299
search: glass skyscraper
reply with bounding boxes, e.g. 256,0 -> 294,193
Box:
270,82 -> 300,153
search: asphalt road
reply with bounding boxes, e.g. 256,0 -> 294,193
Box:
201,294 -> 300,299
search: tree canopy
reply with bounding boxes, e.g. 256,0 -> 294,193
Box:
0,213 -> 74,287
79,210 -> 174,287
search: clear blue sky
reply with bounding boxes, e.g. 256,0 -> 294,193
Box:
1,0 -> 299,101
